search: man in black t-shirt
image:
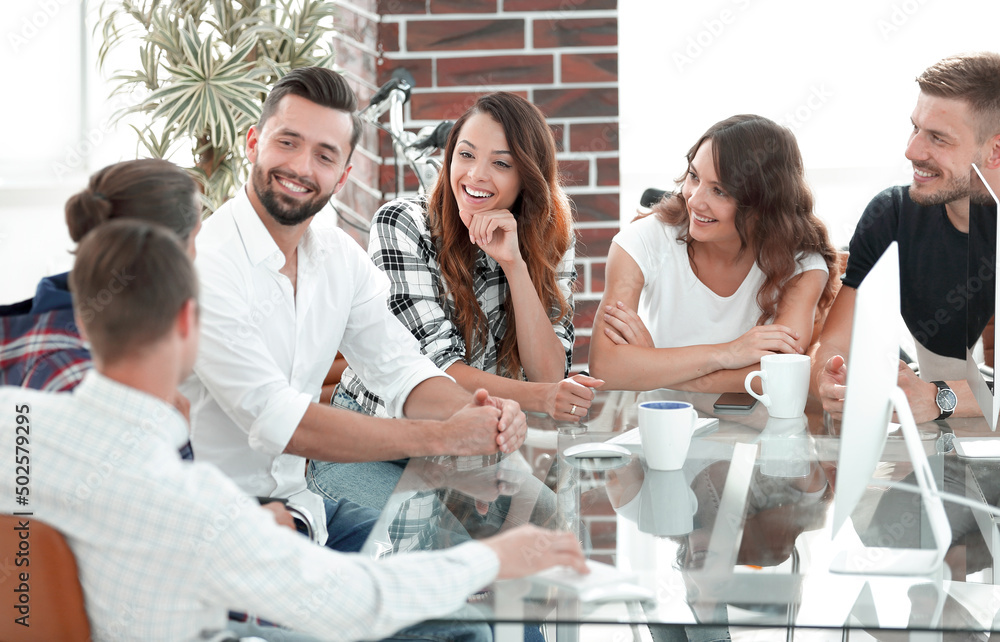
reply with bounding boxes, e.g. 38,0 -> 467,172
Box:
815,52 -> 1000,424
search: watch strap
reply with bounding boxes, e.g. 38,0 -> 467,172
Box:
932,380 -> 954,420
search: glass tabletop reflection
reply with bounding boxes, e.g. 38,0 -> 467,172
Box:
360,388 -> 1000,637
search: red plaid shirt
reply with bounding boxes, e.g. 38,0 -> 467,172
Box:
0,274 -> 91,392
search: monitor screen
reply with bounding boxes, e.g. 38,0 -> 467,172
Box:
830,243 -> 951,575
831,242 -> 900,537
966,163 -> 1000,429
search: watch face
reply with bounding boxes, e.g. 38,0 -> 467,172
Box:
937,388 -> 958,412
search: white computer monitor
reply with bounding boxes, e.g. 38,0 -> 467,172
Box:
829,242 -> 951,575
966,163 -> 1000,430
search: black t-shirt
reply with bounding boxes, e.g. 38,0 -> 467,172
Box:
843,186 -> 997,360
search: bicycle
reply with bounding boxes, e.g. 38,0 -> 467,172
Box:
336,69 -> 453,234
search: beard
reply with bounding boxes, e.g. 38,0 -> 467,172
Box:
251,164 -> 333,226
970,163 -> 997,206
909,157 -> 984,207
909,172 -> 970,207
970,184 -> 995,206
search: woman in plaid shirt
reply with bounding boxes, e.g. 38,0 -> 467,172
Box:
312,93 -> 602,507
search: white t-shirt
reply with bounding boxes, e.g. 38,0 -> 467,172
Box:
613,215 -> 829,348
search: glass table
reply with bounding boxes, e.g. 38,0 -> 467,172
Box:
360,389 -> 1000,640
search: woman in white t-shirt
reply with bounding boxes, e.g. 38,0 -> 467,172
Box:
590,114 -> 838,392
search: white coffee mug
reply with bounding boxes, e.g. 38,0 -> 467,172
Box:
637,400 -> 698,470
744,353 -> 811,418
759,415 -> 810,478
638,469 -> 697,536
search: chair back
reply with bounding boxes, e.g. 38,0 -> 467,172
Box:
0,515 -> 91,641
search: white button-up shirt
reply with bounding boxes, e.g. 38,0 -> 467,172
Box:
0,373 -> 498,641
183,186 -> 447,543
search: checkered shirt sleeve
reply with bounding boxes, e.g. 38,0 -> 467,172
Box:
338,197 -> 577,416
373,198 -> 473,368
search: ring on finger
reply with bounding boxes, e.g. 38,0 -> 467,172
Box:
570,404 -> 577,416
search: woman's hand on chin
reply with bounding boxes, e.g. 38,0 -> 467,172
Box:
459,208 -> 522,267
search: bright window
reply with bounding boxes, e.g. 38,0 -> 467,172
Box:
620,0 -> 1000,247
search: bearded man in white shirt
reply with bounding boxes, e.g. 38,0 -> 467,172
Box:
0,220 -> 585,642
181,67 -> 528,551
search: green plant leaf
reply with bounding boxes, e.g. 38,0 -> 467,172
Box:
99,0 -> 340,210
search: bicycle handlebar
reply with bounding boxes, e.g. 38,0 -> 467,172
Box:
355,67 -> 449,197
368,68 -> 415,107
411,120 -> 453,150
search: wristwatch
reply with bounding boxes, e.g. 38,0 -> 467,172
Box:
932,381 -> 957,420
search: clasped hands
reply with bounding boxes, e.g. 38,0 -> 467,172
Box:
417,455 -> 530,503
447,389 -> 527,455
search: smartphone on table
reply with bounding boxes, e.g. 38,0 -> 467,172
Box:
713,391 -> 758,414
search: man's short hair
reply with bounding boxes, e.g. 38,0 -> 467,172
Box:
70,220 -> 198,364
917,52 -> 1000,143
257,67 -> 363,156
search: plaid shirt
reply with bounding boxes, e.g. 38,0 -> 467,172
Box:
339,197 -> 576,417
0,273 -> 91,392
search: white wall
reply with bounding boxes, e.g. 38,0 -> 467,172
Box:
5,1 -> 1000,303
0,0 -> 147,303
619,0 -> 1000,248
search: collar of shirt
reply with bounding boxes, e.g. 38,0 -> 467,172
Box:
31,272 -> 73,314
74,370 -> 190,453
475,247 -> 501,273
231,184 -> 330,275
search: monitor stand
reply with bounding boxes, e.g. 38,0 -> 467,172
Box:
830,387 -> 952,576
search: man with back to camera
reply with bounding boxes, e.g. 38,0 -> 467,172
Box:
815,52 -> 1000,424
180,66 -> 528,552
0,220 -> 586,642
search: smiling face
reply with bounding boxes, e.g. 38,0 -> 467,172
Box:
449,112 -> 522,215
681,140 -> 740,245
246,94 -> 353,227
905,92 -> 984,207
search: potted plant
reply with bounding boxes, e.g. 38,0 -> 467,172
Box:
96,0 -> 337,211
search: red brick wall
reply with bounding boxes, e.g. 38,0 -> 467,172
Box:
331,0 -> 619,371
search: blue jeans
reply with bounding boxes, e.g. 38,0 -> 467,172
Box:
323,496 -> 378,552
309,459 -> 406,510
308,386 -> 408,510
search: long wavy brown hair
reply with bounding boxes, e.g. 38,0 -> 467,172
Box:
428,92 -> 574,378
646,114 -> 837,323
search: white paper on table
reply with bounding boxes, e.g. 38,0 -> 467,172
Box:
954,438 -> 1000,458
530,560 -> 655,603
